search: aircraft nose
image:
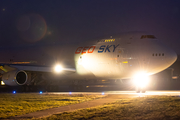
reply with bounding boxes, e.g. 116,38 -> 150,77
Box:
166,48 -> 177,65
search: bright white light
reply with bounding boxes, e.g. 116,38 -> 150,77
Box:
39,91 -> 43,94
1,81 -> 5,85
13,91 -> 16,94
54,64 -> 63,73
133,71 -> 150,88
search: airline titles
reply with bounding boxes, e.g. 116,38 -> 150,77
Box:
75,44 -> 119,54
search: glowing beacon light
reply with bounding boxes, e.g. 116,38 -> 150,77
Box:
69,92 -> 72,95
39,91 -> 43,94
13,91 -> 16,94
102,92 -> 105,95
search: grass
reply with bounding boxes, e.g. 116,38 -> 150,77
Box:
37,96 -> 180,120
0,93 -> 105,118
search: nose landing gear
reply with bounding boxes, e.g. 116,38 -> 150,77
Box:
136,86 -> 146,93
133,71 -> 150,93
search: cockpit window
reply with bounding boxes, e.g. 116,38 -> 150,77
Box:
141,35 -> 156,39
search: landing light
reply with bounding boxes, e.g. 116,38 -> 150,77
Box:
39,91 -> 43,94
133,71 -> 150,88
54,64 -> 63,73
13,91 -> 16,94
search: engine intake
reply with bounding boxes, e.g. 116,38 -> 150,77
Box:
2,70 -> 28,86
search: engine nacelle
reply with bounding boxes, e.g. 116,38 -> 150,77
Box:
2,70 -> 28,86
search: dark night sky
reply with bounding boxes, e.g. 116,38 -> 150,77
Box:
1,0 -> 180,53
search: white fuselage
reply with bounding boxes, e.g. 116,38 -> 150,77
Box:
0,32 -> 177,81
73,33 -> 177,80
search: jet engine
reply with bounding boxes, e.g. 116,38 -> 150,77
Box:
2,70 -> 28,86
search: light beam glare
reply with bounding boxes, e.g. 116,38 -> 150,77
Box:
133,71 -> 150,88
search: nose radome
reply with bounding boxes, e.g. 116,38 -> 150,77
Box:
166,48 -> 177,65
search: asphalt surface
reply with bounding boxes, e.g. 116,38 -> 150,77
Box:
6,91 -> 180,119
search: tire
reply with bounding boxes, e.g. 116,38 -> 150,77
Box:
136,86 -> 140,93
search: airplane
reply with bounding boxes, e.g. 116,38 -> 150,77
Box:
0,32 -> 177,93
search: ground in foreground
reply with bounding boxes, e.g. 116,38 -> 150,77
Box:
38,96 -> 180,120
0,93 -> 105,118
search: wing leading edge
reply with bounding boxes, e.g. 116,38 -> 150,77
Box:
0,64 -> 76,73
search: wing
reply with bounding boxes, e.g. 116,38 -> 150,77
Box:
0,64 -> 76,86
0,64 -> 76,73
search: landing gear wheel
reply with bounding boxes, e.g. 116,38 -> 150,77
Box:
136,86 -> 141,93
142,91 -> 146,93
141,88 -> 146,93
136,86 -> 146,93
